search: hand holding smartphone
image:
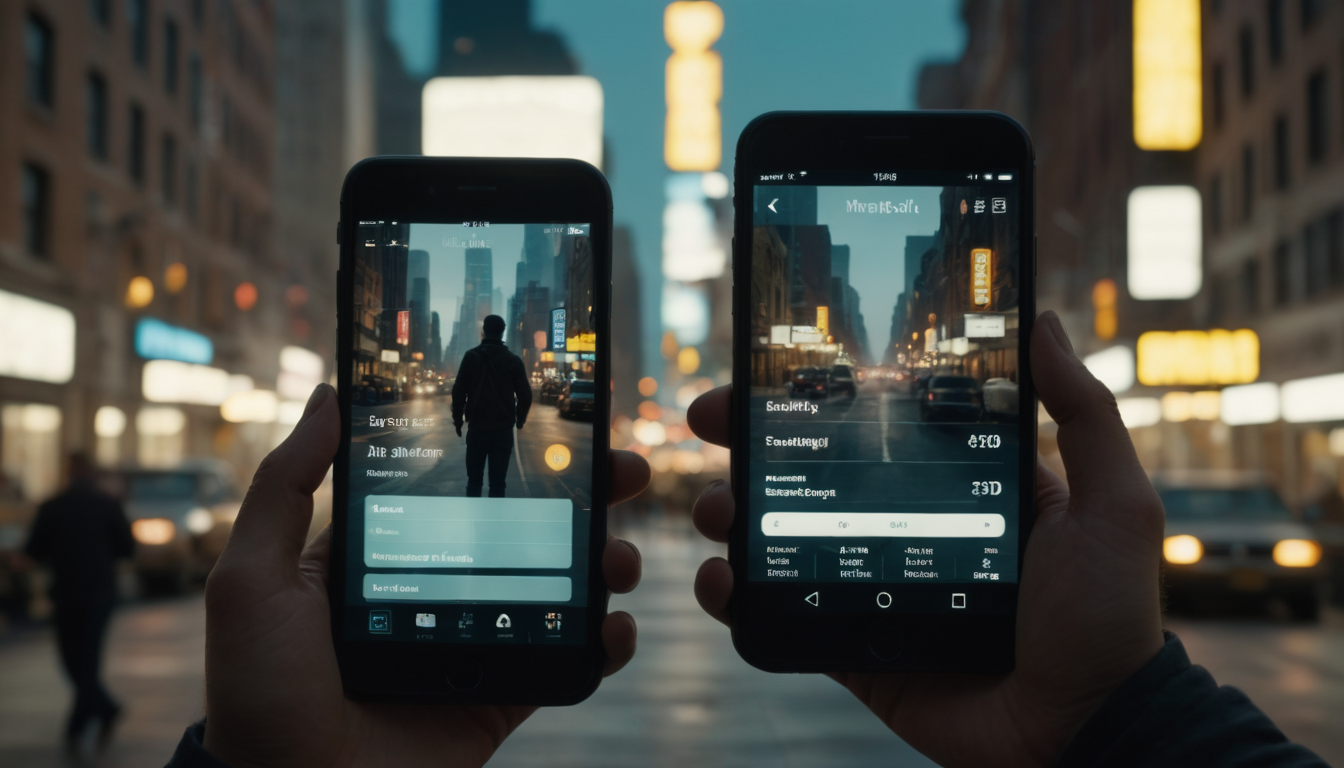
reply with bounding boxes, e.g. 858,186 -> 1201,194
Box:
331,158 -> 617,704
727,112 -> 1037,672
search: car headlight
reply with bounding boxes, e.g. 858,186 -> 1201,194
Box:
185,507 -> 216,535
1163,534 -> 1202,564
132,518 -> 176,545
1272,539 -> 1322,568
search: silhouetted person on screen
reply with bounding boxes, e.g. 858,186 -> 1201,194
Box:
452,314 -> 532,497
24,452 -> 134,754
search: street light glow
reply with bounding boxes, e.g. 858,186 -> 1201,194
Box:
1128,186 -> 1202,300
126,275 -> 155,308
1133,0 -> 1201,150
94,406 -> 127,438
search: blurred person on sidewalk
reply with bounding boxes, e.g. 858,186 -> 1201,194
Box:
451,314 -> 532,498
24,452 -> 134,754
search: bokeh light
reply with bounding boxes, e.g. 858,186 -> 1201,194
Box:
234,282 -> 258,311
125,276 -> 154,308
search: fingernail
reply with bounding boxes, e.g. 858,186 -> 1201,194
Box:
297,384 -> 331,426
1042,311 -> 1075,357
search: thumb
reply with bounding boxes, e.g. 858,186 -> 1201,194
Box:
223,384 -> 340,576
1030,312 -> 1158,518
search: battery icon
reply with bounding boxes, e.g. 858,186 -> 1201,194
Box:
998,173 -> 1013,180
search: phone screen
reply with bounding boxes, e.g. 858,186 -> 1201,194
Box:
344,220 -> 597,644
747,171 -> 1023,613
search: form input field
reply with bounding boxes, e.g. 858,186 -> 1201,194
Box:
762,512 -> 1005,537
363,495 -> 572,568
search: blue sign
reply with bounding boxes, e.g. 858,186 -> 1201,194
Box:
551,308 -> 566,351
135,318 -> 214,364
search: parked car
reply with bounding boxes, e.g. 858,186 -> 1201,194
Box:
829,364 -> 857,397
982,377 -> 1019,417
101,460 -> 242,594
1155,472 -> 1327,622
557,379 -> 596,419
540,378 -> 565,405
919,375 -> 984,421
788,367 -> 830,399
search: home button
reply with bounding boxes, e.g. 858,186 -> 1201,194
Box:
445,659 -> 484,692
866,625 -> 903,663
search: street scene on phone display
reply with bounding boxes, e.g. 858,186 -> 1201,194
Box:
346,222 -> 596,644
4,1 -> 1344,765
747,184 -> 1021,595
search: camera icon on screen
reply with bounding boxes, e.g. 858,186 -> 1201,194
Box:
415,613 -> 436,628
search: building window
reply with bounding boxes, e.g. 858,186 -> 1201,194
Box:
1211,62 -> 1225,130
185,159 -> 199,222
1328,209 -> 1344,289
26,13 -> 54,109
1300,0 -> 1326,30
1267,0 -> 1285,65
1272,241 -> 1294,306
21,163 -> 51,258
129,103 -> 146,185
1241,144 -> 1255,219
1304,217 -> 1329,297
1273,115 -> 1291,189
87,72 -> 108,160
89,0 -> 111,27
1306,70 -> 1327,164
128,0 -> 149,68
1238,26 -> 1255,98
1210,173 -> 1223,235
189,54 -> 203,127
162,133 -> 177,206
1241,259 -> 1260,316
164,19 -> 180,95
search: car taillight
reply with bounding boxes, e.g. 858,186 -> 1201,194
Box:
927,392 -> 935,400
815,384 -> 823,390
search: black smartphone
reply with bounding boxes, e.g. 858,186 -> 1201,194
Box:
730,112 -> 1036,672
332,157 -> 612,703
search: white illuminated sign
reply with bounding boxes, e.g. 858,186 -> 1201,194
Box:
1220,382 -> 1280,426
422,76 -> 604,169
1117,397 -> 1162,428
0,288 -> 75,384
1281,373 -> 1344,423
143,360 -> 252,406
964,314 -> 1006,338
1083,345 -> 1136,394
1127,186 -> 1202,300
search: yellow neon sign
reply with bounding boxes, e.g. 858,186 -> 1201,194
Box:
665,2 -> 723,171
970,249 -> 993,307
1133,0 -> 1202,150
1136,329 -> 1259,386
566,332 -> 597,352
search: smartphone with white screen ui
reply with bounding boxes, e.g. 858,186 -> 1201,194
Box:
730,112 -> 1036,672
332,157 -> 611,703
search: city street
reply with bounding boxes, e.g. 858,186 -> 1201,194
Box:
2,517 -> 1342,766
350,391 -> 594,506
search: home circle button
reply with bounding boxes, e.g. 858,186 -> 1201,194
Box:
445,659 -> 484,692
875,591 -> 893,609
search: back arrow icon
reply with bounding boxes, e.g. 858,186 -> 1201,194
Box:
768,198 -> 779,213
804,591 -> 819,607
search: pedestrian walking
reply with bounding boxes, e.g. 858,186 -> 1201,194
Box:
24,452 -> 134,754
450,314 -> 532,497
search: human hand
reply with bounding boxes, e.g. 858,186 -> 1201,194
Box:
203,384 -> 651,768
687,311 -> 1165,768
454,422 -> 463,437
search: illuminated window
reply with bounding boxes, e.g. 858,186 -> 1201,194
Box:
1132,0 -> 1201,150
1,404 -> 63,502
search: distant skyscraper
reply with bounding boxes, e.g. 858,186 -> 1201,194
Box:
408,249 -> 430,359
429,311 -> 442,368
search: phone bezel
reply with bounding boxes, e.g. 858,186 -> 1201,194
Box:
332,156 -> 613,704
730,112 -> 1038,673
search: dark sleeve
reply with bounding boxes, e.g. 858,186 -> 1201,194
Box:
451,351 -> 476,426
164,721 -> 230,768
1057,632 -> 1328,767
23,502 -> 55,563
109,497 -> 135,560
512,357 -> 532,425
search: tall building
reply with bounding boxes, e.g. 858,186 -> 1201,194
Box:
445,246 -> 493,373
921,0 -> 1344,506
1,0 -> 290,507
408,248 -> 430,361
